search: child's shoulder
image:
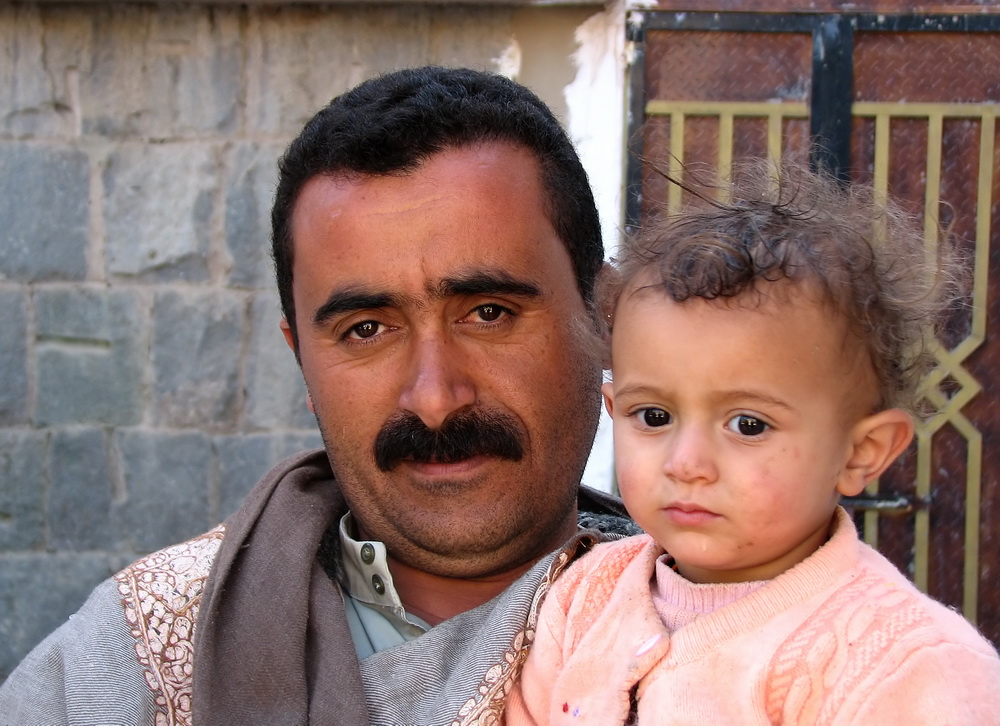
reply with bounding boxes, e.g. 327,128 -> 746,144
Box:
843,542 -> 998,657
579,533 -> 659,574
552,534 -> 659,603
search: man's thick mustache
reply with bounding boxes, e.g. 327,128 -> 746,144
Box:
374,409 -> 525,472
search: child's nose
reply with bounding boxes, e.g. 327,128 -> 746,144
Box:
662,426 -> 718,485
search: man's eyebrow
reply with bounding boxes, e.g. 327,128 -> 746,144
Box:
310,272 -> 542,328
312,288 -> 404,328
435,271 -> 542,299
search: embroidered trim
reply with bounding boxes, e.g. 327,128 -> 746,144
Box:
451,537 -> 598,726
114,525 -> 226,726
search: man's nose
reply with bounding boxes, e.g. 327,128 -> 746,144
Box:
662,425 -> 718,485
397,334 -> 476,429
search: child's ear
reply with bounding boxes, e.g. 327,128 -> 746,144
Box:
837,409 -> 915,497
601,381 -> 615,418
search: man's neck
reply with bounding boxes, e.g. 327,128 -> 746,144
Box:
386,554 -> 538,626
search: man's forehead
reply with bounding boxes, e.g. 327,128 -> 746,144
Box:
313,140 -> 543,194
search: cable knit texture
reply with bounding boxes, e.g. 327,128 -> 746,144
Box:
504,508 -> 1000,725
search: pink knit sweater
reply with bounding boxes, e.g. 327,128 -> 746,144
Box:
505,508 -> 1000,725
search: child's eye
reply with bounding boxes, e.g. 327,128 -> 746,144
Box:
639,408 -> 671,428
725,414 -> 769,437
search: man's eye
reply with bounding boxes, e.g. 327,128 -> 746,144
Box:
473,304 -> 509,323
726,414 -> 769,437
640,408 -> 671,427
347,321 -> 382,340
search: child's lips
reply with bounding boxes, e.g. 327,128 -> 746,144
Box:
663,502 -> 720,526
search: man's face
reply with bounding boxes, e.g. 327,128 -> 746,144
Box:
284,143 -> 602,579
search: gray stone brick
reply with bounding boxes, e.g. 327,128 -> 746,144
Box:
0,552 -> 131,682
0,6 -> 81,138
215,432 -> 323,519
48,428 -> 116,551
0,430 -> 46,551
151,289 -> 244,429
116,429 -> 212,553
244,292 -> 317,430
0,144 -> 89,282
0,290 -> 28,425
34,287 -> 145,427
224,143 -> 282,290
104,144 -> 217,281
247,6 -> 509,135
82,6 -> 242,138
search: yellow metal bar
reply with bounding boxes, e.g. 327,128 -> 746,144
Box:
872,112 -> 891,203
973,114 -> 994,342
767,112 -> 783,172
923,114 -> 943,251
718,112 -> 734,199
669,111 -> 685,213
963,423 -> 983,624
853,101 -> 1000,119
645,100 -> 809,117
863,112 -> 893,548
912,114 -> 944,592
913,433 -> 931,591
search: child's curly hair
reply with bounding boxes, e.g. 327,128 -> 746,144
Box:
603,160 -> 966,420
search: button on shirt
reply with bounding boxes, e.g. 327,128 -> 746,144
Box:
338,513 -> 431,659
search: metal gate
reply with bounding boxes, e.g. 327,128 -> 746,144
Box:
625,6 -> 1000,645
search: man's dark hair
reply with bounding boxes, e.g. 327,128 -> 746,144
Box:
272,65 -> 604,344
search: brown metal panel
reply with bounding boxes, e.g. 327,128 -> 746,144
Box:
644,29 -> 811,102
640,28 -> 811,214
854,32 -> 1000,103
640,116 -> 674,221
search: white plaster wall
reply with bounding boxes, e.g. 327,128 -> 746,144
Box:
567,2 -> 626,494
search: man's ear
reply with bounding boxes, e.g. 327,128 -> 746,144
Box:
837,409 -> 915,497
280,317 -> 296,353
601,381 -> 615,418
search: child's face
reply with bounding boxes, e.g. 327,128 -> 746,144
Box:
604,281 -> 877,583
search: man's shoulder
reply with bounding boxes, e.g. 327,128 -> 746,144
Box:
116,525 -> 226,586
114,525 -> 227,620
111,525 -> 227,725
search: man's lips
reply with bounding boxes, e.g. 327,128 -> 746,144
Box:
398,454 -> 491,476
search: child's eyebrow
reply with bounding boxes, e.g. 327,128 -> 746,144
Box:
611,383 -> 666,400
712,390 -> 794,412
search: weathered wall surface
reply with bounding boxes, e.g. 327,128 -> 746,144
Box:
0,1 -> 607,680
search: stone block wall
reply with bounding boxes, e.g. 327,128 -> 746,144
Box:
0,1 -> 602,680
